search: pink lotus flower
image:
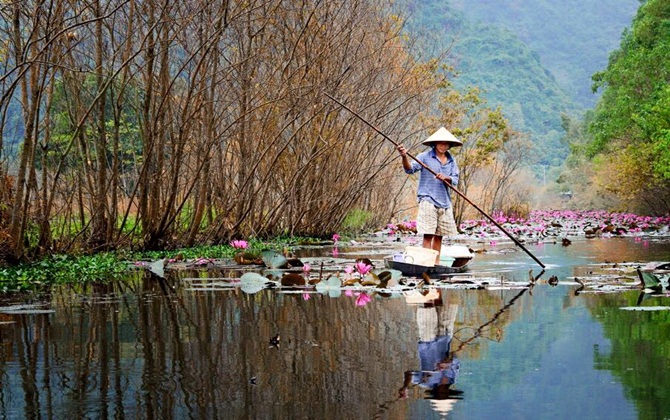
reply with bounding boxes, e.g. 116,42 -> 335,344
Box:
194,257 -> 213,266
355,261 -> 372,275
344,265 -> 354,275
403,220 -> 417,230
356,292 -> 372,306
303,263 -> 311,273
332,233 -> 340,243
230,240 -> 248,249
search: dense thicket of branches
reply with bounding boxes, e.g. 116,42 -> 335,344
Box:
0,0 -> 447,259
0,0 -> 521,262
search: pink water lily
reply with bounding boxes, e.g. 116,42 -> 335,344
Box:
302,263 -> 311,273
355,292 -> 372,306
402,220 -> 417,230
332,233 -> 340,243
230,239 -> 248,249
419,210 -> 670,242
355,261 -> 372,275
194,257 -> 213,266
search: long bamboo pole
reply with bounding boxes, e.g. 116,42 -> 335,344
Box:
325,93 -> 545,269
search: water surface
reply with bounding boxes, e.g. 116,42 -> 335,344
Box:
1,237 -> 669,419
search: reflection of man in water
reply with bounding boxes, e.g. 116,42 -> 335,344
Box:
399,289 -> 461,402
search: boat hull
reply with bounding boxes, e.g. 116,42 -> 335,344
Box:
383,256 -> 471,278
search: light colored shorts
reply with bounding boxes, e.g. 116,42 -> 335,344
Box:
417,200 -> 457,237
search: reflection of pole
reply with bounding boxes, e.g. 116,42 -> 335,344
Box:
454,270 -> 543,353
325,93 -> 546,269
455,287 -> 528,352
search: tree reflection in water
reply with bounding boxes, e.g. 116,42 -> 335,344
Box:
0,269 -> 534,419
1,237 -> 670,418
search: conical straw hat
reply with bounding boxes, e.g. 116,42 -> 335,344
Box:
430,398 -> 457,415
421,127 -> 463,147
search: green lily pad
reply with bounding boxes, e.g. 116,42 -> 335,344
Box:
262,251 -> 288,269
620,306 -> 670,311
316,276 -> 342,298
0,303 -> 55,315
240,272 -> 271,294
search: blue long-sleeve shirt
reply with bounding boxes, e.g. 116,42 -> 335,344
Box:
411,334 -> 460,388
405,148 -> 459,209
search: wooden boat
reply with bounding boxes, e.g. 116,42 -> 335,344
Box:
384,245 -> 473,278
384,257 -> 471,277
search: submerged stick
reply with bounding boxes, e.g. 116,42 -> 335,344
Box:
325,92 -> 545,269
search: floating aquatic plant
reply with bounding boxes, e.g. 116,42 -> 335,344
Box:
619,306 -> 670,311
355,261 -> 372,276
0,303 -> 55,315
240,272 -> 273,294
316,276 -> 342,298
280,273 -> 305,287
261,251 -> 288,269
230,240 -> 249,249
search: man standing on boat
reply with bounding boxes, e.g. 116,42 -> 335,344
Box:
397,127 -> 462,238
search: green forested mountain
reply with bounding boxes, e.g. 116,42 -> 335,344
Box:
402,0 -> 639,168
450,0 -> 639,108
451,21 -> 577,167
404,1 -> 576,167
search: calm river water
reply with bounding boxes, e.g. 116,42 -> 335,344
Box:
1,236 -> 670,419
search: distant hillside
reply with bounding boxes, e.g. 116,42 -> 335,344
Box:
453,21 -> 580,166
403,1 -> 578,167
450,0 -> 639,108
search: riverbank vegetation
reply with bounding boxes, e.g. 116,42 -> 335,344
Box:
3,208 -> 668,293
0,236 -> 301,292
574,0 -> 670,212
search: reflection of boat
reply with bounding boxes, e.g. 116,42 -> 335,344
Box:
384,245 -> 473,278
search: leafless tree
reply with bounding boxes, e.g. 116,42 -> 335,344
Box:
0,0 -> 474,260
